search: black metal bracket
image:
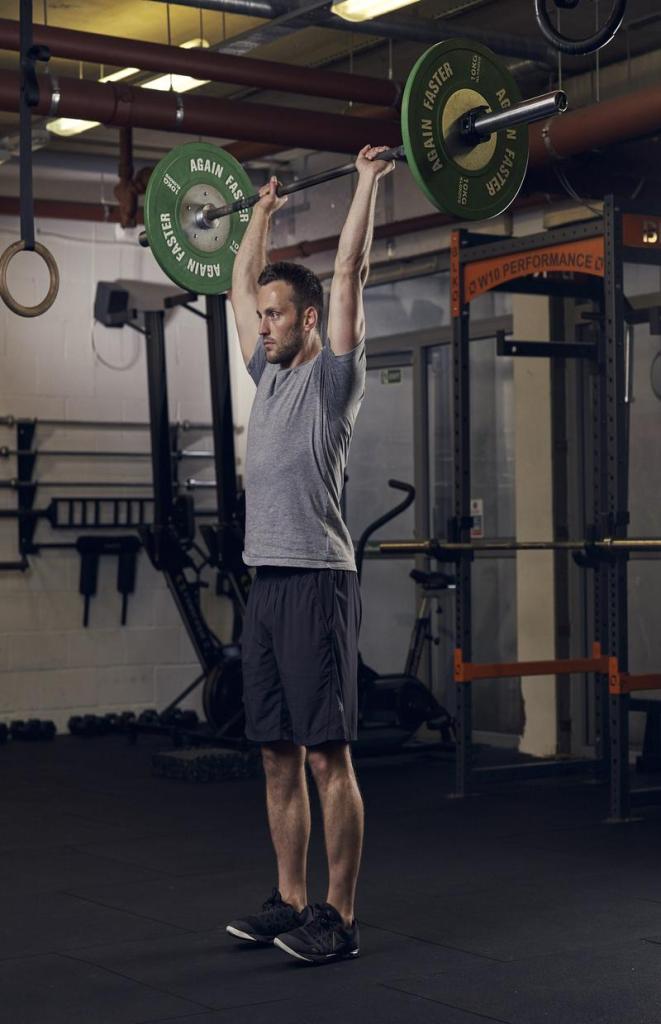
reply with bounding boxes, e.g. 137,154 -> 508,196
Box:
16,419 -> 37,555
22,43 -> 50,107
75,535 -> 141,627
496,330 -> 597,360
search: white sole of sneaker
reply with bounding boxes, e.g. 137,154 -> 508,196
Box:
273,937 -> 314,962
226,925 -> 270,943
273,937 -> 360,964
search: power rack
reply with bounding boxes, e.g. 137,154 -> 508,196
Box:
448,196 -> 661,820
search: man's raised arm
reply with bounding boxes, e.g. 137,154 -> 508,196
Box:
230,178 -> 287,366
327,145 -> 394,356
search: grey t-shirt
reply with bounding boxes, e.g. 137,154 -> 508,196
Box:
242,338 -> 366,570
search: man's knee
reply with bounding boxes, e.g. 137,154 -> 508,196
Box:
306,741 -> 353,785
261,740 -> 306,782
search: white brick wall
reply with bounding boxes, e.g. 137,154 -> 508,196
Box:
0,156 -> 490,735
0,215 -> 253,733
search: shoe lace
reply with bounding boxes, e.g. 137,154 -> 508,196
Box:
308,903 -> 335,937
261,887 -> 284,912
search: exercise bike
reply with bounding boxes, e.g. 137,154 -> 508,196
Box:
353,479 -> 456,755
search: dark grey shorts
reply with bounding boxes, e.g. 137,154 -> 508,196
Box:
241,567 -> 362,746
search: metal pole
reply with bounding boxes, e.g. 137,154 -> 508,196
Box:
603,196 -> 631,821
0,416 -> 213,430
452,230 -> 473,800
462,90 -> 567,141
380,538 -> 661,554
205,293 -> 238,525
0,447 -> 213,459
198,147 -> 406,224
144,310 -> 175,533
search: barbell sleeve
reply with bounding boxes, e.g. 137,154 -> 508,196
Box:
463,90 -> 567,142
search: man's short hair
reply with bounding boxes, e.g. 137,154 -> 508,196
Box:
257,261 -> 324,323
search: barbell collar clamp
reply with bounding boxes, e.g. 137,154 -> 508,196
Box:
461,90 -> 567,143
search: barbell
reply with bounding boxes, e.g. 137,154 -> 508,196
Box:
380,539 -> 661,556
139,38 -> 567,295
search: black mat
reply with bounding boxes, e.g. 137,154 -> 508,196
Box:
0,954 -> 205,1024
136,987 -> 507,1024
67,926 -> 488,1011
387,939 -> 661,1024
4,736 -> 661,1024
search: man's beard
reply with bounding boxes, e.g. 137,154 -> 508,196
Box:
264,320 -> 305,365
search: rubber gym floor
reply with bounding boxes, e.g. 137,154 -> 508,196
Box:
3,736 -> 661,1024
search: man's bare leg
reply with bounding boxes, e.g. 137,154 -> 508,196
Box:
307,741 -> 364,927
261,741 -> 310,912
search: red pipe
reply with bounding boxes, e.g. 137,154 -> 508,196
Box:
0,17 -> 401,108
0,193 -> 551,238
0,197 -> 142,222
0,70 -> 401,153
529,83 -> 661,165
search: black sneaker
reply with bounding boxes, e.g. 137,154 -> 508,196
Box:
273,901 -> 360,965
226,888 -> 309,945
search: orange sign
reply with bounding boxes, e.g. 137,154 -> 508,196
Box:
622,213 -> 661,249
463,236 -> 605,305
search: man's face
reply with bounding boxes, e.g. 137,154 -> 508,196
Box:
256,280 -> 307,365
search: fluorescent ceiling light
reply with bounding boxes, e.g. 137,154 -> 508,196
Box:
141,37 -> 210,93
331,0 -> 421,21
99,67 -> 140,83
141,72 -> 209,92
46,39 -> 210,137
46,117 -> 100,137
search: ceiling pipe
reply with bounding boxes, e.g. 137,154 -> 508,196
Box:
0,17 -> 401,108
1,67 -> 660,168
0,70 -> 402,153
0,191 -> 551,236
148,0 -> 554,64
528,82 -> 661,165
225,106 -> 399,162
0,197 -> 140,222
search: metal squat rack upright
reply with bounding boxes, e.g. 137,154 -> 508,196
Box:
449,195 -> 661,821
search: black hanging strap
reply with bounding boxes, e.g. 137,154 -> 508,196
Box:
19,0 -> 50,250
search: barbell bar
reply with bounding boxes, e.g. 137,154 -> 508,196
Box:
380,539 -> 661,555
195,90 -> 565,228
0,447 -> 214,459
139,39 -> 568,294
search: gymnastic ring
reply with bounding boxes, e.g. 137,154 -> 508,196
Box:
0,239 -> 59,317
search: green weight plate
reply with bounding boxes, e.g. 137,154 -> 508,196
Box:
144,142 -> 253,294
401,39 -> 528,221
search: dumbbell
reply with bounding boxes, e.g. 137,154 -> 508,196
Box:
10,718 -> 56,741
137,709 -> 160,727
119,711 -> 136,731
68,714 -> 108,737
160,708 -> 199,728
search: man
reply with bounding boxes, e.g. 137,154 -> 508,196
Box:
226,145 -> 394,965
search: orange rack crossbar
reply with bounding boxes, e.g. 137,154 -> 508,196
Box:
454,644 -> 617,686
454,648 -> 661,697
611,673 -> 661,695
